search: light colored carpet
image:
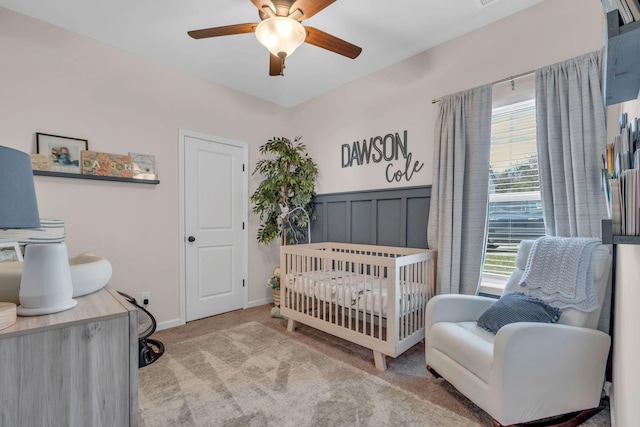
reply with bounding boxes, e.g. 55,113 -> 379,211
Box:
139,321 -> 479,426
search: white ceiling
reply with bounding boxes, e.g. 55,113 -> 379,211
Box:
0,0 -> 543,108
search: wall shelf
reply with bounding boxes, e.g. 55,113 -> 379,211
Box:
601,219 -> 640,244
33,170 -> 159,185
605,10 -> 640,105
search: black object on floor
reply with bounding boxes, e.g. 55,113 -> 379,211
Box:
117,291 -> 165,368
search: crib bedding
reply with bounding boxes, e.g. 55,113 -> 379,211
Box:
287,269 -> 426,317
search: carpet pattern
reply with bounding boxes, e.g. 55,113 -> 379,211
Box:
139,322 -> 478,426
145,305 -> 612,426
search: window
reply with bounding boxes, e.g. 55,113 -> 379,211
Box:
480,98 -> 544,295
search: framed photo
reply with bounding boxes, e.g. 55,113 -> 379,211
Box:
0,242 -> 23,262
36,133 -> 88,174
129,152 -> 157,180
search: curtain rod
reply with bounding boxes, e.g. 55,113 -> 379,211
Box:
431,70 -> 535,104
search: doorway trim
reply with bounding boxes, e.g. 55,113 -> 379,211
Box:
178,129 -> 249,325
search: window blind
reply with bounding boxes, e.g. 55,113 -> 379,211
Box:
489,99 -> 538,194
482,99 -> 543,291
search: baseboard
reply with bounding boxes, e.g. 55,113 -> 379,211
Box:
247,297 -> 273,308
156,317 -> 183,331
157,300 -> 272,331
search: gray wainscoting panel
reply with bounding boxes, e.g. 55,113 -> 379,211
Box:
406,197 -> 430,249
311,186 -> 431,249
377,199 -> 403,247
351,200 -> 373,245
326,202 -> 347,243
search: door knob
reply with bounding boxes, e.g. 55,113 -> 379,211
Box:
188,236 -> 196,242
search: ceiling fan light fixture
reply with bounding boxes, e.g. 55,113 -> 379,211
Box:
255,17 -> 306,58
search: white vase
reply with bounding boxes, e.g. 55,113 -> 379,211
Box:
17,243 -> 77,316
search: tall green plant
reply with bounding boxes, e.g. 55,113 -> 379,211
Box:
250,136 -> 318,245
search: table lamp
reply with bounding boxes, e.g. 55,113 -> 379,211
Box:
0,146 -> 77,316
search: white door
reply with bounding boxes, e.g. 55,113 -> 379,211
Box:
183,133 -> 246,322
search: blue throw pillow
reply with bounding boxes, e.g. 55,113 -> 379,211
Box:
477,292 -> 562,334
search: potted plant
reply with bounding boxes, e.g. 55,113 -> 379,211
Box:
250,136 -> 318,246
251,136 -> 317,313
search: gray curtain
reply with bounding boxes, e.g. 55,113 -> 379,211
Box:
535,49 -> 610,332
535,49 -> 608,237
427,84 -> 492,295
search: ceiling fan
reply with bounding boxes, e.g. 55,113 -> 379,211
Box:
187,0 -> 362,76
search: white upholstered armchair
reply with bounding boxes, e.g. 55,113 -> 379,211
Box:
425,239 -> 612,426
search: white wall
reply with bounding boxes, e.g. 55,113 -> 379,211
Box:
611,246 -> 640,427
291,0 -> 605,195
0,8 -> 285,325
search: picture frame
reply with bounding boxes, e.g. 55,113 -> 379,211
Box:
129,152 -> 157,180
36,133 -> 88,174
0,242 -> 23,262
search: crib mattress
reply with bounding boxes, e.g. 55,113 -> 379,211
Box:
286,270 -> 426,317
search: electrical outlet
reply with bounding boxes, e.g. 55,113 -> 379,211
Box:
140,291 -> 150,306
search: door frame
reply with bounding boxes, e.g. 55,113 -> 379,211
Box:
178,129 -> 249,325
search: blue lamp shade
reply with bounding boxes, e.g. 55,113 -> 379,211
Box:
0,146 -> 40,229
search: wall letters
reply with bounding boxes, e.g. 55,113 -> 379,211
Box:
341,130 -> 424,183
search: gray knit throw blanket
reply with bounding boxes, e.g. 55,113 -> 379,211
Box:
519,236 -> 601,312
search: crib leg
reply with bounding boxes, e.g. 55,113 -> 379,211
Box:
373,351 -> 387,371
287,319 -> 297,332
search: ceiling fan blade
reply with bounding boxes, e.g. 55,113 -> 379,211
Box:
289,0 -> 335,21
188,23 -> 257,39
269,53 -> 284,76
251,0 -> 276,12
304,27 -> 362,59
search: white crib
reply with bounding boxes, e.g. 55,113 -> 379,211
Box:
280,242 -> 436,371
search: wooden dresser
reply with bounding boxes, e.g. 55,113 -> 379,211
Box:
0,286 -> 138,427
